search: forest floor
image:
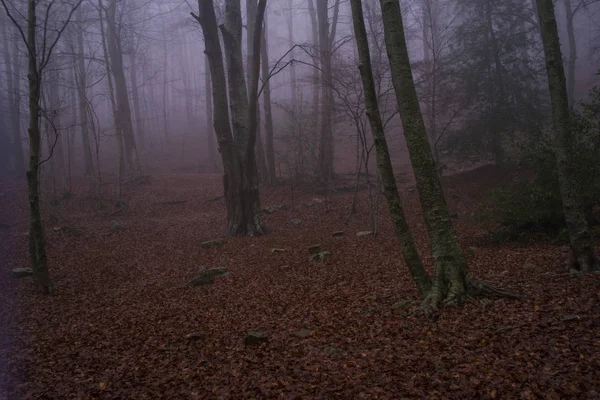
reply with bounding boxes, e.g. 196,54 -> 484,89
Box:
1,167 -> 599,399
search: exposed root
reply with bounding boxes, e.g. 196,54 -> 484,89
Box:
419,274 -> 524,317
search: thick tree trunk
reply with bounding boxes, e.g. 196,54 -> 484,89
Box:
563,0 -> 576,107
204,55 -> 217,171
74,7 -> 95,181
195,0 -> 264,236
26,0 -> 51,294
261,19 -> 276,185
99,0 -> 124,201
316,0 -> 334,182
380,0 -> 514,311
350,0 -> 432,297
307,0 -> 320,164
536,0 -> 598,272
1,15 -> 25,176
105,0 -> 142,178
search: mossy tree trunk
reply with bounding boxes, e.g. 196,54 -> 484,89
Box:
535,0 -> 598,272
350,0 -> 431,297
194,0 -> 265,236
379,0 -> 520,311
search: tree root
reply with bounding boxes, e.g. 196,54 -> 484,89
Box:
419,274 -> 524,317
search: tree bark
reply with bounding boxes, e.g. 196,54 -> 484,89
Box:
129,49 -> 145,154
74,7 -> 95,180
26,0 -> 51,294
205,55 -> 217,171
563,0 -> 577,107
194,0 -> 265,236
316,0 -> 334,182
105,0 -> 142,178
261,18 -> 276,185
350,0 -> 432,297
536,0 -> 598,271
47,67 -> 69,197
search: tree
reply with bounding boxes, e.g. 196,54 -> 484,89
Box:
1,0 -> 83,294
379,0 -> 520,311
192,0 -> 267,236
261,16 -> 276,184
350,0 -> 431,297
535,0 -> 599,272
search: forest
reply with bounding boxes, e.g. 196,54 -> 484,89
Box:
1,0 -> 599,398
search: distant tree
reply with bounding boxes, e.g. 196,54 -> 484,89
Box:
535,0 -> 599,272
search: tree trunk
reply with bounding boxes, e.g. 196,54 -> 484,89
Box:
563,0 -> 576,107
380,0 -> 515,311
74,7 -> 95,182
26,0 -> 51,294
105,0 -> 142,178
261,18 -> 276,185
535,0 -> 598,272
307,0 -> 320,165
316,0 -> 334,182
47,68 -> 69,197
195,0 -> 265,236
99,0 -> 124,202
205,55 -> 217,171
129,50 -> 145,154
1,15 -> 25,176
350,0 -> 431,297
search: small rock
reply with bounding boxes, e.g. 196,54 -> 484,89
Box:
262,206 -> 277,214
391,300 -> 413,314
52,226 -> 62,232
185,332 -> 205,341
356,231 -> 373,237
310,251 -> 332,261
332,231 -> 344,237
201,238 -> 225,248
244,331 -> 268,346
205,267 -> 228,276
312,198 -> 325,204
289,219 -> 302,225
278,204 -> 291,210
360,309 -> 379,317
308,244 -> 322,254
520,263 -> 535,270
110,220 -> 126,231
187,275 -> 214,286
12,267 -> 33,279
562,315 -> 580,322
292,329 -> 311,338
280,265 -> 292,271
270,248 -> 286,253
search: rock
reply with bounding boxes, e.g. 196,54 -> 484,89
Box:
391,300 -> 413,314
206,267 -> 228,276
110,220 -> 126,231
520,263 -> 535,270
560,245 -> 570,252
262,206 -> 277,214
292,329 -> 311,338
289,219 -> 302,226
270,248 -> 286,253
324,346 -> 343,355
185,332 -> 205,341
201,238 -> 225,248
310,251 -> 332,261
53,226 -> 62,232
356,231 -> 373,237
312,198 -> 325,204
308,244 -> 322,254
280,265 -> 292,271
332,231 -> 344,237
244,331 -> 268,346
278,204 -> 291,210
12,267 -> 33,279
562,315 -> 580,322
187,275 -> 215,286
360,309 -> 379,317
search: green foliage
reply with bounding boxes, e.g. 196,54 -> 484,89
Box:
480,81 -> 600,241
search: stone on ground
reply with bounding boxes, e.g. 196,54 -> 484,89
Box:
356,231 -> 373,237
110,220 -> 126,231
12,267 -> 33,279
185,332 -> 205,341
270,248 -> 286,253
308,244 -> 322,254
201,238 -> 225,248
332,231 -> 344,237
205,267 -> 228,276
244,331 -> 268,346
292,329 -> 311,338
188,275 -> 215,286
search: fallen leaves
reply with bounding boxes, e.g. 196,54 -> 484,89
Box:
0,171 -> 599,399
